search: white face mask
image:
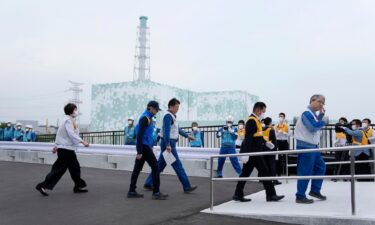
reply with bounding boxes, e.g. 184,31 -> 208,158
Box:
259,113 -> 264,120
192,127 -> 198,131
351,125 -> 357,130
17,126 -> 21,130
26,128 -> 30,132
279,117 -> 284,123
71,111 -> 78,118
362,123 -> 369,129
128,121 -> 133,125
7,124 -> 11,127
261,123 -> 266,128
238,124 -> 244,129
227,123 -> 233,127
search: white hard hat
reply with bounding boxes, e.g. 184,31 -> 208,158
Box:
128,116 -> 135,121
26,125 -> 33,129
16,122 -> 22,127
226,115 -> 234,122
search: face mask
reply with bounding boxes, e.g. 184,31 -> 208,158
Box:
279,117 -> 284,123
351,125 -> 357,130
362,123 -> 368,129
227,123 -> 233,127
17,126 -> 21,130
262,123 -> 266,128
26,128 -> 30,132
259,113 -> 264,120
192,127 -> 198,131
71,111 -> 78,118
238,124 -> 244,129
7,124 -> 11,127
340,121 -> 345,125
128,121 -> 133,125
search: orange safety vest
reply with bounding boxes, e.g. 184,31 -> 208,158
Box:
276,123 -> 288,133
263,127 -> 272,142
352,131 -> 369,145
336,132 -> 347,140
246,116 -> 263,137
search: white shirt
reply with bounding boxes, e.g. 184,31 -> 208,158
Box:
55,116 -> 82,151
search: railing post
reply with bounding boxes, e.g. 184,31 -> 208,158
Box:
286,153 -> 289,183
112,131 -> 115,145
210,156 -> 214,211
350,149 -> 356,216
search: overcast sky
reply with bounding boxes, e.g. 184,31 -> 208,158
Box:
0,0 -> 374,126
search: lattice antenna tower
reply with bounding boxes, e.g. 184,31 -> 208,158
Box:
133,16 -> 151,81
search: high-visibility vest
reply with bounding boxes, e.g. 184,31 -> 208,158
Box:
352,131 -> 369,145
246,115 -> 263,137
336,132 -> 346,140
263,127 -> 272,142
276,123 -> 288,133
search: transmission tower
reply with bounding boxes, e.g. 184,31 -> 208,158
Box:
68,80 -> 84,126
133,16 -> 151,81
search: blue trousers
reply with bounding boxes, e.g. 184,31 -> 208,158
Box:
144,139 -> 191,190
217,146 -> 242,177
296,145 -> 326,199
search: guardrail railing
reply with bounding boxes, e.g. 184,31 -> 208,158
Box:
209,144 -> 375,215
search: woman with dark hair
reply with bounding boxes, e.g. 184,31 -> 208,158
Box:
35,103 -> 90,196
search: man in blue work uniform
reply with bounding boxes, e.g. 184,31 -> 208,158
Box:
294,94 -> 327,204
124,116 -> 136,145
13,123 -> 24,142
3,122 -> 15,141
144,98 -> 198,194
23,125 -> 37,142
128,101 -> 168,200
216,115 -> 242,178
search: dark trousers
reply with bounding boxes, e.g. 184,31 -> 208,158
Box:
355,153 -> 372,182
334,151 -> 350,175
129,145 -> 160,194
235,155 -> 277,198
276,140 -> 289,176
39,149 -> 86,190
264,155 -> 276,178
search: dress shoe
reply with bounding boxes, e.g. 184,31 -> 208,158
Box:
127,191 -> 144,198
296,197 -> 314,204
73,187 -> 88,193
35,184 -> 48,196
232,195 -> 251,202
152,192 -> 168,200
266,195 -> 285,202
309,191 -> 327,200
184,185 -> 197,193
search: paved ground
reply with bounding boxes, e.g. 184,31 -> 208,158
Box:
0,161 -> 292,225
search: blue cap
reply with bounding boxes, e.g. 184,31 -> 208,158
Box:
147,100 -> 161,111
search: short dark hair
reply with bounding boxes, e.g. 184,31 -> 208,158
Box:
238,120 -> 245,125
191,122 -> 198,127
339,117 -> 348,123
253,102 -> 266,112
168,98 -> 180,108
64,103 -> 77,115
264,117 -> 272,126
351,119 -> 362,127
363,118 -> 371,124
279,113 -> 286,118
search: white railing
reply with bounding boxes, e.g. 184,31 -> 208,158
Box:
209,144 -> 375,215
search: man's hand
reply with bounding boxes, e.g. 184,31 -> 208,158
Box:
320,107 -> 326,114
136,154 -> 142,160
82,141 -> 90,147
52,146 -> 58,154
166,145 -> 172,153
188,136 -> 195,141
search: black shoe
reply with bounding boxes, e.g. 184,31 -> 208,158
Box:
35,184 -> 48,196
296,197 -> 314,204
184,185 -> 197,194
143,184 -> 153,191
127,191 -> 144,198
266,195 -> 285,202
232,195 -> 251,202
73,187 -> 88,193
273,180 -> 282,185
215,175 -> 223,178
152,192 -> 168,200
309,192 -> 327,200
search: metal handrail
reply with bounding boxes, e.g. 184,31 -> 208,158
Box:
209,144 -> 375,216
